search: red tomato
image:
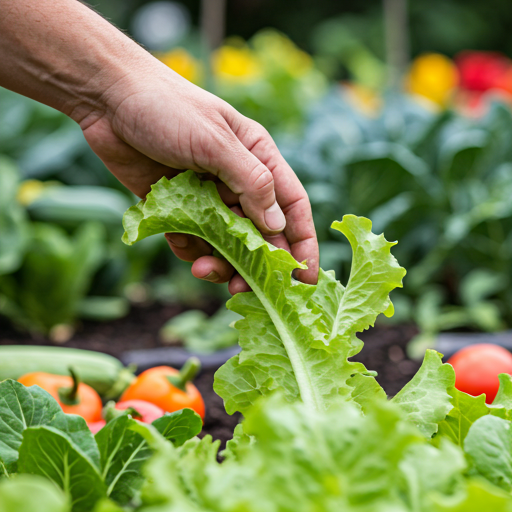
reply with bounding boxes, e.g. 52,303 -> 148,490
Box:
447,344 -> 512,403
115,399 -> 164,424
88,420 -> 106,434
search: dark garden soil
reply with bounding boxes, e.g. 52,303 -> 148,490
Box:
0,303 -> 419,449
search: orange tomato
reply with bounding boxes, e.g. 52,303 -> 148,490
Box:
120,360 -> 205,419
18,371 -> 103,422
447,344 -> 512,404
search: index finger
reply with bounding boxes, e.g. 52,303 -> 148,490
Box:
229,116 -> 319,285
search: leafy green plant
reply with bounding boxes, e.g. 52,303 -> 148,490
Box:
5,171 -> 512,511
0,157 -> 29,277
0,379 -> 202,511
160,308 -> 240,353
0,221 -> 106,338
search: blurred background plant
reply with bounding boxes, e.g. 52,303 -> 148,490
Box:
4,0 -> 512,352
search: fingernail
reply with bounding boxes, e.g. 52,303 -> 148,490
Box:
165,233 -> 188,248
202,271 -> 220,282
264,202 -> 286,231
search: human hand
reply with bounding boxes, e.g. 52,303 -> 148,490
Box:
0,0 -> 317,293
79,58 -> 318,294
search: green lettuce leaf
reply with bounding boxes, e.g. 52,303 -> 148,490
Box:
432,374 -> 512,448
434,388 -> 490,447
400,439 -> 466,507
391,350 -> 454,437
136,395 -> 499,512
122,171 -> 405,414
464,415 -> 512,492
490,374 -> 512,418
221,423 -> 253,462
151,408 -> 203,447
49,413 -> 101,470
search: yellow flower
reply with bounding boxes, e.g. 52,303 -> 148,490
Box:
212,45 -> 261,83
158,48 -> 202,84
16,179 -> 46,206
406,53 -> 459,107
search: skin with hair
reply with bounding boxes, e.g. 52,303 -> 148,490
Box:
0,0 -> 318,293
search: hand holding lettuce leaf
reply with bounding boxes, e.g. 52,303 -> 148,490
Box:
123,170 -> 406,413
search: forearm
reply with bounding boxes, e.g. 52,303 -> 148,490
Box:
0,0 -> 152,124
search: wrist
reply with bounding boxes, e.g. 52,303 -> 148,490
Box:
0,0 -> 158,129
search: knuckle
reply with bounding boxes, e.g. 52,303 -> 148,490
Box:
252,122 -> 270,140
250,165 -> 274,194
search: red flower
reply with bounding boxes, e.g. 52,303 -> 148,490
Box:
455,51 -> 512,92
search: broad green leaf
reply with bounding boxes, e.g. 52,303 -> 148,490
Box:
391,350 -> 454,437
434,388 -> 490,447
464,415 -> 512,492
123,171 -> 404,413
92,499 -> 125,512
49,413 -> 101,470
96,410 -> 200,505
0,380 -> 62,471
0,474 -> 70,512
152,408 -> 203,447
18,426 -> 105,512
96,415 -> 151,505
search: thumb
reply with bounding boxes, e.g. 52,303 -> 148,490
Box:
213,138 -> 286,235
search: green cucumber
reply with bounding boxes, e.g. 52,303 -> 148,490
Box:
0,345 -> 135,398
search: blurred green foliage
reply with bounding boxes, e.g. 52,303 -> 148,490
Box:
160,308 -> 240,353
280,88 -> 512,340
0,88 -> 225,338
211,30 -> 328,134
5,0 -> 512,345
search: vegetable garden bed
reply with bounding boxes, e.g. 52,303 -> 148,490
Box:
0,302 -> 420,448
4,171 -> 512,511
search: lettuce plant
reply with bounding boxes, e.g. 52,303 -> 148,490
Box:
4,170 -> 512,511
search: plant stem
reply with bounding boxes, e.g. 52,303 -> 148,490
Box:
58,367 -> 80,405
167,357 -> 201,391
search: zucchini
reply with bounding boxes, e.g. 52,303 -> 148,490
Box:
0,345 -> 135,398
